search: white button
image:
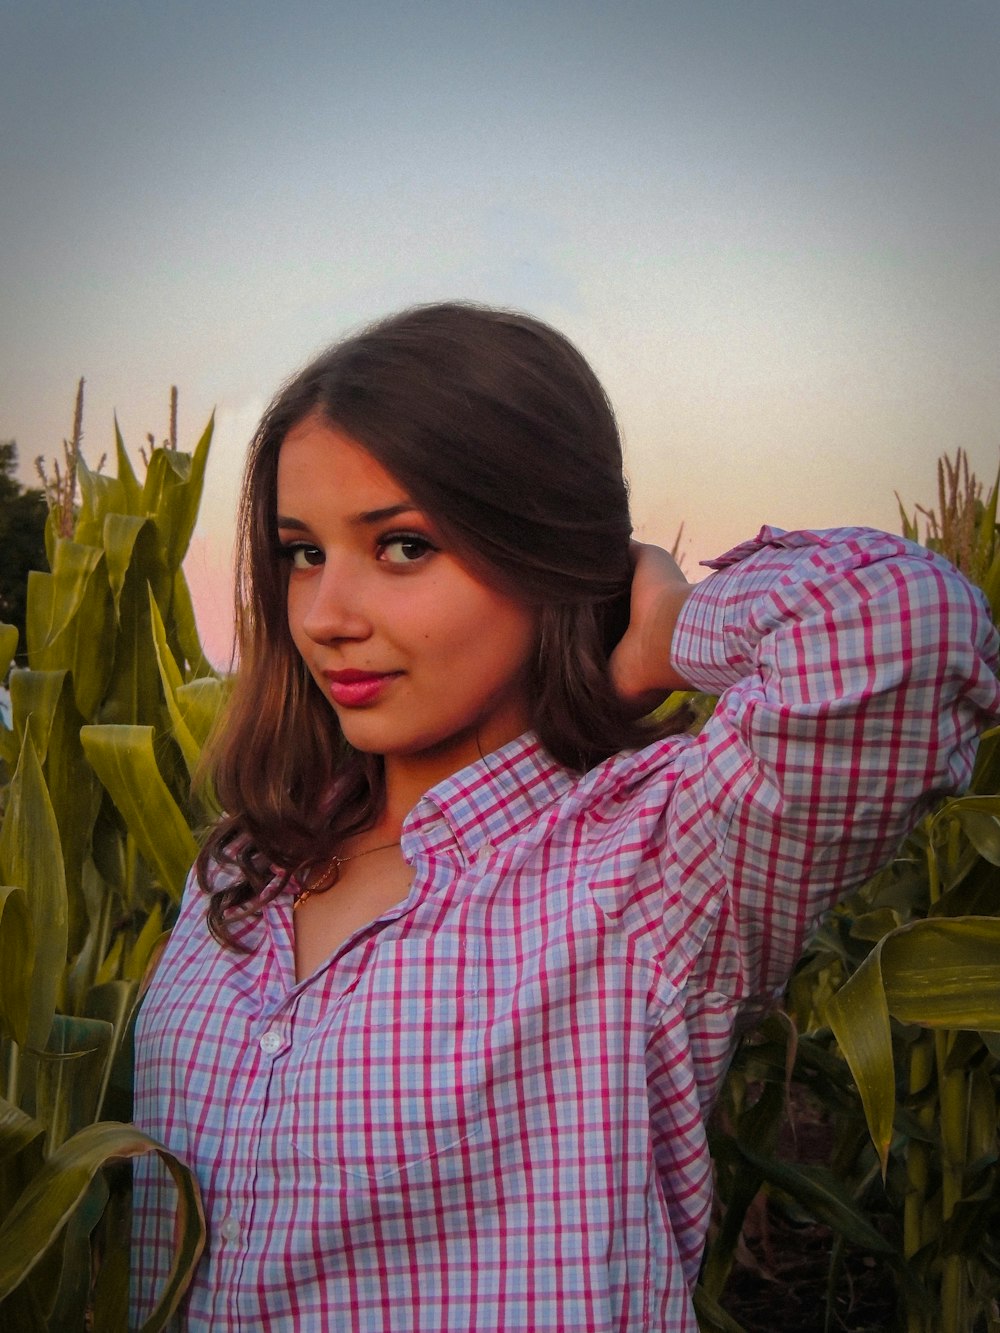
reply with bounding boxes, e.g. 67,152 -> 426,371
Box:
219,1215 -> 240,1241
259,1030 -> 281,1054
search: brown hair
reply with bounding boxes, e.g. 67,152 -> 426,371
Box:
200,302 -> 687,943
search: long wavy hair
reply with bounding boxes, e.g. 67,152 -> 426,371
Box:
200,301 -> 688,944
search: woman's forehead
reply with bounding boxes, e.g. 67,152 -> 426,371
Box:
277,417 -> 409,509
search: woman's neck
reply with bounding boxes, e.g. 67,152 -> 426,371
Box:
380,716 -> 531,832
381,761 -> 441,834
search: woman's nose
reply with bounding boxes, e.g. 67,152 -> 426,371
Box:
299,562 -> 372,644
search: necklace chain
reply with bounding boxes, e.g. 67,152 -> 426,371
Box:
293,839 -> 401,912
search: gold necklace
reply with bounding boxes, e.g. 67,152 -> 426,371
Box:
293,839 -> 402,912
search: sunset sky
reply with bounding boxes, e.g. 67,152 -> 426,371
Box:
2,1 -> 998,664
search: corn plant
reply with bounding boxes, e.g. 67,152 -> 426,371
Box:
699,450 -> 1000,1333
0,405 -> 228,1330
816,761 -> 1000,1330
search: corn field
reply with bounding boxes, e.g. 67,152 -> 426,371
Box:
0,409 -> 999,1330
0,413 -> 224,1330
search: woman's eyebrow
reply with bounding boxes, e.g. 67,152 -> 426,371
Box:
354,502 -> 420,525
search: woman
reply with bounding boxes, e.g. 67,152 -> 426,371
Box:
132,303 -> 1000,1331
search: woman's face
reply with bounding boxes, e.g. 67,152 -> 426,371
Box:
277,414 -> 538,790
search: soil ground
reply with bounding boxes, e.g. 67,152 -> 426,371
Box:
718,1206 -> 897,1331
714,1089 -> 898,1332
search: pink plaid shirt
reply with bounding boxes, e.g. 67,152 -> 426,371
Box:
132,527 -> 1000,1331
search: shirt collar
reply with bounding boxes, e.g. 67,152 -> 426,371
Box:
401,732 -> 576,865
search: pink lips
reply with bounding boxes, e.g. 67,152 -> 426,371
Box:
323,669 -> 399,707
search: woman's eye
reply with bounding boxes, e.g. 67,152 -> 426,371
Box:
283,543 -> 324,570
378,533 -> 435,566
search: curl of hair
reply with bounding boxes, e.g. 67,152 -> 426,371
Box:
199,302 -> 689,946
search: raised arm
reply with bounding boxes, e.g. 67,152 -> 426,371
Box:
661,526 -> 1000,993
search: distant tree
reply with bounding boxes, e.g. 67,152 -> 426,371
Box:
0,439 -> 48,660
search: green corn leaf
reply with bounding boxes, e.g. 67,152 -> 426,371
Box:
0,724 -> 18,771
23,570 -> 54,667
965,1065 -> 997,1173
24,570 -> 57,673
8,668 -> 67,763
970,726 -> 1000,796
45,1173 -> 108,1332
42,508 -> 59,570
21,544 -> 115,722
0,623 -> 18,679
0,1120 -> 206,1333
103,513 -> 152,623
824,954 -> 893,1171
75,455 -> 127,547
172,565 -> 218,678
153,440 -> 189,485
733,1143 -> 899,1257
0,731 -> 69,1053
99,521 -> 168,728
953,810 -> 1000,865
24,540 -> 103,665
147,588 -> 200,778
825,916 -> 1000,1174
94,934 -> 124,988
978,550 -> 1000,625
85,979 -> 139,1123
140,451 -> 190,569
66,552 -> 116,721
91,813 -> 128,901
698,1139 -> 764,1301
848,907 -> 902,942
882,920 -> 1000,1028
0,1095 -> 44,1166
692,1286 -> 749,1333
942,792 -> 1000,818
124,903 -> 164,982
36,686 -> 99,956
114,418 -> 144,516
141,417 -> 213,572
85,980 -> 136,1045
176,677 -> 228,750
35,1015 -> 116,1152
942,795 -> 1000,866
0,886 -> 34,1047
64,860 -> 116,1016
146,589 -> 183,699
9,670 -> 100,951
80,725 -> 197,902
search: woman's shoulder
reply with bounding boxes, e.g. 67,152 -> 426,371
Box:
552,730 -> 708,883
575,726 -> 700,804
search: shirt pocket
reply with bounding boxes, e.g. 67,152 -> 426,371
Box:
290,935 -> 484,1183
